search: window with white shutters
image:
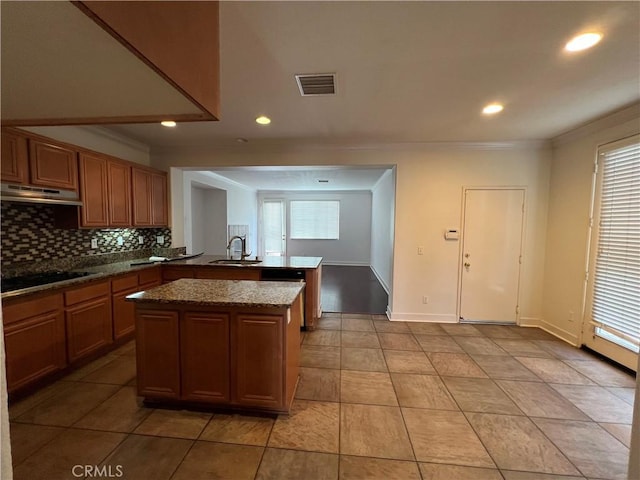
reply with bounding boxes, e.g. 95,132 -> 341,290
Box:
290,200 -> 339,240
590,135 -> 640,353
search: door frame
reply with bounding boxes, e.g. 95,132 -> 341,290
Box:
456,186 -> 527,324
259,198 -> 287,258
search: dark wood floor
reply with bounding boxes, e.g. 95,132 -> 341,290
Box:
321,265 -> 388,314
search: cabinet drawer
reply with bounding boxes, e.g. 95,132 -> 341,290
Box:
112,274 -> 138,293
138,266 -> 161,286
3,293 -> 64,325
65,281 -> 110,306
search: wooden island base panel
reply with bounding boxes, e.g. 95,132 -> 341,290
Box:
126,278 -> 303,415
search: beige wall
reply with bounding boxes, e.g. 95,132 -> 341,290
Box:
542,105 -> 640,344
154,143 -> 551,323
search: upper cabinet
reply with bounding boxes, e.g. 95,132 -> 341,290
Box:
1,129 -> 28,184
132,167 -> 168,227
1,1 -> 219,126
29,140 -> 79,192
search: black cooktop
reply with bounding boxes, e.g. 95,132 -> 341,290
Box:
1,271 -> 93,293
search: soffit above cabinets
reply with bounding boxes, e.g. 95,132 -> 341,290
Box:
0,1 -> 219,126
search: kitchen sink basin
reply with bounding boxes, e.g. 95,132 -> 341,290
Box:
208,259 -> 262,266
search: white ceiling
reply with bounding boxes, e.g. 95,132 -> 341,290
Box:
103,1 -> 640,149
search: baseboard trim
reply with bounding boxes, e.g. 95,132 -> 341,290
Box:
322,261 -> 370,267
388,312 -> 458,323
518,317 -> 540,327
537,319 -> 580,346
370,265 -> 390,295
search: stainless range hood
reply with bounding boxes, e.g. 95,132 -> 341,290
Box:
1,183 -> 83,206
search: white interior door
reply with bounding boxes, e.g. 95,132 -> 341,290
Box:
459,188 -> 525,323
262,199 -> 286,256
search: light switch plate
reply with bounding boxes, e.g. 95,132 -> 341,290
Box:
156,235 -> 164,245
117,236 -> 124,246
138,236 -> 144,245
91,238 -> 98,249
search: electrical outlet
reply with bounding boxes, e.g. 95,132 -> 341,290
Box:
568,310 -> 574,322
138,235 -> 144,245
418,246 -> 424,255
156,235 -> 164,245
91,238 -> 98,249
117,236 -> 124,246
422,296 -> 429,304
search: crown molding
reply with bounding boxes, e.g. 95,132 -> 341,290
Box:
551,102 -> 640,147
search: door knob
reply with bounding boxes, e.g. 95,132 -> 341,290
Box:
464,262 -> 471,268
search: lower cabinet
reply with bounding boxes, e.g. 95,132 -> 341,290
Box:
136,309 -> 180,399
64,280 -> 112,363
3,293 -> 66,394
233,314 -> 283,409
181,312 -> 230,403
112,273 -> 139,340
135,302 -> 301,413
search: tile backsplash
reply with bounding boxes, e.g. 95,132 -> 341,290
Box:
1,202 -> 172,269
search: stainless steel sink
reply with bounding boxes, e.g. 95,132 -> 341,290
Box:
208,259 -> 262,266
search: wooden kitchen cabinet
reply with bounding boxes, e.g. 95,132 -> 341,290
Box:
78,153 -> 133,228
138,266 -> 162,289
79,152 -> 109,227
1,128 -> 29,184
108,160 -> 132,226
29,139 -> 78,191
233,313 -> 284,409
111,273 -> 139,340
3,293 -> 66,394
132,167 -> 168,227
64,280 -> 112,362
151,171 -> 168,225
181,312 -> 230,403
136,309 -> 180,399
162,266 -> 195,283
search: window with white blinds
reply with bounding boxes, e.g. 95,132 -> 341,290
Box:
591,136 -> 640,353
290,200 -> 339,239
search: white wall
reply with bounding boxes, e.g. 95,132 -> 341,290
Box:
154,143 -> 550,323
370,168 -> 395,293
542,104 -> 640,344
181,171 -> 257,255
21,125 -> 151,165
258,190 -> 372,265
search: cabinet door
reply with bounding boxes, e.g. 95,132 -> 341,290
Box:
108,161 -> 132,226
138,266 -> 161,288
162,267 -> 195,283
132,167 -> 152,226
233,314 -> 284,409
65,296 -> 113,362
4,307 -> 66,393
181,312 -> 230,403
1,129 -> 28,184
29,139 -> 78,191
112,276 -> 139,340
151,172 -> 168,226
79,152 -> 109,227
136,309 -> 180,399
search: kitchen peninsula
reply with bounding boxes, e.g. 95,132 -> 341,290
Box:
159,255 -> 323,330
127,278 -> 303,414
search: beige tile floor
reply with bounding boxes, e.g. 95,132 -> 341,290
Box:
8,315 -> 637,480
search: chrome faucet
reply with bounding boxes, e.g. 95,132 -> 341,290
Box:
226,235 -> 251,259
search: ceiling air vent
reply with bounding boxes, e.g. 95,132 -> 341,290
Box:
295,73 -> 336,96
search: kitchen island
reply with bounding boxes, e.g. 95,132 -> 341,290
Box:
127,278 -> 303,414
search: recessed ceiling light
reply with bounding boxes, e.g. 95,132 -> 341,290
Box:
161,120 -> 177,127
565,33 -> 602,52
255,116 -> 271,125
482,103 -> 504,115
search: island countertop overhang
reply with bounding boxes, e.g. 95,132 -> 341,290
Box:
126,278 -> 305,308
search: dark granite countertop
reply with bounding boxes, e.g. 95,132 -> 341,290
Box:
126,278 -> 305,308
164,255 -> 322,269
1,254 -> 322,301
